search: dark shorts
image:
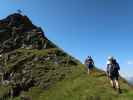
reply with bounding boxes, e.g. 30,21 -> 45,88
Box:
109,74 -> 119,80
86,64 -> 94,69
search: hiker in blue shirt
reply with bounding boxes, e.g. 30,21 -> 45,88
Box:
84,56 -> 94,75
106,56 -> 121,94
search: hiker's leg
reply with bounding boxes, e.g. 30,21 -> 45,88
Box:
88,68 -> 93,75
91,68 -> 95,76
110,80 -> 114,87
109,76 -> 114,87
87,69 -> 90,75
89,65 -> 94,75
115,80 -> 120,89
85,65 -> 89,75
89,68 -> 92,75
88,65 -> 92,75
87,65 -> 91,75
115,79 -> 121,93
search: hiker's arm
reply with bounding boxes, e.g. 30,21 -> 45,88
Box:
106,64 -> 109,75
92,59 -> 94,65
117,63 -> 120,70
106,64 -> 110,80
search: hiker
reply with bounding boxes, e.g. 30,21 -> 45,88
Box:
106,56 -> 121,93
84,56 -> 94,75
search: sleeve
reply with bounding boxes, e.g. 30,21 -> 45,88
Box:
91,59 -> 94,65
117,63 -> 120,70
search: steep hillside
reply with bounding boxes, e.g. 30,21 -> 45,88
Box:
0,13 -> 80,99
0,13 -> 132,100
0,48 -> 80,100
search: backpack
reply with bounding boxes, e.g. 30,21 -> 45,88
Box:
85,58 -> 93,65
107,62 -> 120,76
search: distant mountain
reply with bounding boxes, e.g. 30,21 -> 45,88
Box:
127,77 -> 133,85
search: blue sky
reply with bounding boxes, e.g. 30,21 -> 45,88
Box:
0,0 -> 133,78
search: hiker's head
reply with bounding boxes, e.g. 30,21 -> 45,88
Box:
88,56 -> 92,59
108,56 -> 114,61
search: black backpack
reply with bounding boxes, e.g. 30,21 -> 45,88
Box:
107,62 -> 120,76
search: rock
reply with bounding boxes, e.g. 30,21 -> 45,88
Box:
0,13 -> 56,54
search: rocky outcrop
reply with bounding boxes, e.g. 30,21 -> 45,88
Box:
0,13 -> 56,54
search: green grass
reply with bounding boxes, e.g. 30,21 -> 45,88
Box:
0,48 -> 133,100
0,48 -> 80,99
16,65 -> 133,100
0,86 -> 10,97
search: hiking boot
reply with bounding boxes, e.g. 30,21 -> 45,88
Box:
117,88 -> 122,94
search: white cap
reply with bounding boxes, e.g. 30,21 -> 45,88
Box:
108,56 -> 113,60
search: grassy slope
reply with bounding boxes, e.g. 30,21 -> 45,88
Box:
0,48 -> 80,99
0,48 -> 132,100
15,64 -> 133,100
